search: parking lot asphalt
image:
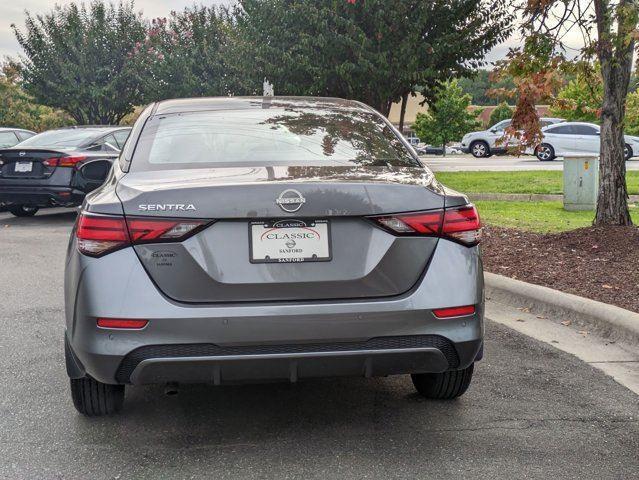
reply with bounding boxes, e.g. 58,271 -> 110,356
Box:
1,208 -> 638,480
421,154 -> 639,171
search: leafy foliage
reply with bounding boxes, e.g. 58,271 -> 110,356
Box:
12,1 -> 147,125
550,67 -> 602,122
133,8 -> 235,101
0,62 -> 74,131
232,0 -> 513,114
412,80 -> 481,150
458,70 -> 515,105
489,102 -> 514,126
624,91 -> 639,136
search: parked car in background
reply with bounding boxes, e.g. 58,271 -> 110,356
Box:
64,97 -> 483,416
461,117 -> 565,158
403,132 -> 421,146
534,122 -> 639,161
0,127 -> 36,148
0,126 -> 130,216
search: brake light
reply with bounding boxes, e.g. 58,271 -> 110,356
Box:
76,214 -> 129,256
369,205 -> 481,245
43,155 -> 87,168
76,213 -> 209,257
97,318 -> 148,329
433,305 -> 476,318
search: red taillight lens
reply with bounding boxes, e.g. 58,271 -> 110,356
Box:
442,205 -> 482,245
376,210 -> 443,234
43,155 -> 87,168
76,214 -> 129,257
76,213 -> 209,257
369,205 -> 481,245
97,318 -> 148,329
433,305 -> 476,318
126,217 -> 206,243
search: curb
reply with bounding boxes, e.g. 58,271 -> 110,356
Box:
484,271 -> 639,345
471,193 -> 639,202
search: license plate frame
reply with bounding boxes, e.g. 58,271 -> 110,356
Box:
249,219 -> 332,264
14,162 -> 33,173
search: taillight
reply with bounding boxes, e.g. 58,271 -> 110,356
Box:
76,214 -> 129,257
127,218 -> 206,243
433,305 -> 476,318
369,205 -> 481,245
43,155 -> 87,168
76,213 -> 209,257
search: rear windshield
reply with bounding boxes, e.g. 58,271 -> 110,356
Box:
131,107 -> 420,170
17,129 -> 103,149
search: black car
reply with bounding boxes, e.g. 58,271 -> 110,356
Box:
0,126 -> 130,216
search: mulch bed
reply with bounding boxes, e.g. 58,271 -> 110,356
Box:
482,225 -> 639,313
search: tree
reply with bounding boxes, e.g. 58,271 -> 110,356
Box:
412,79 -> 481,155
133,7 -> 234,101
231,0 -> 512,123
12,1 -> 147,125
550,68 -> 602,122
458,69 -> 515,105
624,91 -> 639,136
0,61 -> 74,131
501,1 -> 637,225
489,102 -> 513,126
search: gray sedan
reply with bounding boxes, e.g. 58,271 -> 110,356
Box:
64,97 -> 483,416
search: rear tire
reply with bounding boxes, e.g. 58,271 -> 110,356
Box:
70,377 -> 125,416
8,205 -> 39,217
624,144 -> 632,161
536,143 -> 555,161
470,141 -> 490,158
411,363 -> 474,399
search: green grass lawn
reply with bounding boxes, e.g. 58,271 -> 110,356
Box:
437,171 -> 639,195
475,201 -> 639,232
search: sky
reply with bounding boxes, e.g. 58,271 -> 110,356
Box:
0,1 -> 577,66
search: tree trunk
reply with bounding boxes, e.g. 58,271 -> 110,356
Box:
593,0 -> 634,226
398,91 -> 409,134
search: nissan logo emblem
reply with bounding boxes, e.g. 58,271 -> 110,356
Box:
276,189 -> 306,213
19,151 -> 26,157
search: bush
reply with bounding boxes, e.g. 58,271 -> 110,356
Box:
488,102 -> 513,126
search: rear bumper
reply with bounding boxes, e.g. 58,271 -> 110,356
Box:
0,185 -> 84,207
65,239 -> 484,385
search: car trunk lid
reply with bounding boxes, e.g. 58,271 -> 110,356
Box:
116,165 -> 447,303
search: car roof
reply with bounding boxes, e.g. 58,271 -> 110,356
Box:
153,96 -> 373,116
53,125 -> 131,132
0,127 -> 36,134
547,121 -> 599,127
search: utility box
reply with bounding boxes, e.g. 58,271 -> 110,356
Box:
563,155 -> 599,211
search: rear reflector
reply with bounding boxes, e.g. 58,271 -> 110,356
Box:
76,213 -> 209,257
433,305 -> 476,318
369,205 -> 482,245
97,318 -> 148,329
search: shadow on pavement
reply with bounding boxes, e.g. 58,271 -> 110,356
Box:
0,208 -> 77,227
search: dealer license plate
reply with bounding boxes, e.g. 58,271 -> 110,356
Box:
250,219 -> 331,263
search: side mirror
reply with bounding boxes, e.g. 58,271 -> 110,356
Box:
78,159 -> 111,183
490,129 -> 497,133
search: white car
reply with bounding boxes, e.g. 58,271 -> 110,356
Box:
534,122 -> 639,161
461,117 -> 565,158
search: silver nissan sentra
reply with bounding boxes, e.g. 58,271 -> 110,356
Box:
64,97 -> 484,416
